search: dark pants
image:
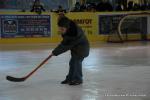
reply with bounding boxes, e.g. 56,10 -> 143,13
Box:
66,53 -> 84,81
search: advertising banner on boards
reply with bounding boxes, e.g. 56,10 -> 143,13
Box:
0,15 -> 51,38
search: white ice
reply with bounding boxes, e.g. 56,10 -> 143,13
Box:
0,42 -> 150,100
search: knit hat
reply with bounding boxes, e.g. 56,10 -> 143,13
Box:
57,16 -> 70,28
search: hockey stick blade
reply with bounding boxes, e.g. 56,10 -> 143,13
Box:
6,76 -> 26,82
6,54 -> 52,82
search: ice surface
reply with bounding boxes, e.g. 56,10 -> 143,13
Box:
0,43 -> 150,100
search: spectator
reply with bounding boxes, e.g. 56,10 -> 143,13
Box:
80,4 -> 86,12
104,2 -> 113,11
127,1 -> 134,11
30,0 -> 45,14
133,3 -> 140,11
85,2 -> 96,12
0,1 -> 5,9
96,1 -> 113,11
115,3 -> 123,11
96,1 -> 105,11
140,4 -> 146,10
148,3 -> 150,10
71,1 -> 150,12
72,2 -> 81,12
56,5 -> 66,13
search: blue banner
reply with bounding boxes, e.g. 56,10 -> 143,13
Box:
0,15 -> 51,38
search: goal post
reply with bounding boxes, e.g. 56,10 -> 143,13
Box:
107,12 -> 150,43
118,12 -> 150,42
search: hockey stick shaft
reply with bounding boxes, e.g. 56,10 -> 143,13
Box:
7,54 -> 53,82
24,54 -> 53,79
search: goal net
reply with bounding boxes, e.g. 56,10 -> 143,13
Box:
107,12 -> 150,43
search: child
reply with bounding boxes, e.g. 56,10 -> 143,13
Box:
51,16 -> 89,85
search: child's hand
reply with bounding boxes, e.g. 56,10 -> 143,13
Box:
51,53 -> 54,56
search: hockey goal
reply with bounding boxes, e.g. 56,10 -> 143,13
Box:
107,12 -> 150,43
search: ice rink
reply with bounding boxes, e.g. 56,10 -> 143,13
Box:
0,42 -> 150,100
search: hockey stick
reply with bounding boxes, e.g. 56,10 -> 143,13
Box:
6,54 -> 53,82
